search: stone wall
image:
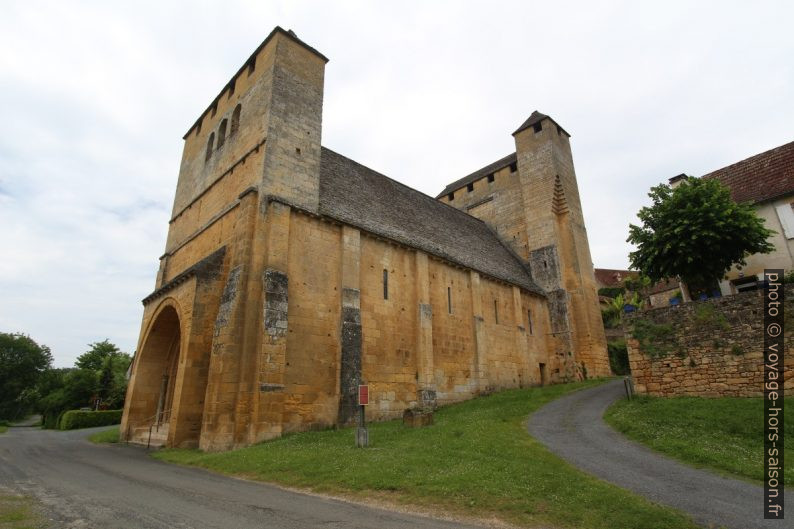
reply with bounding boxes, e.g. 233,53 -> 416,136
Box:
439,114 -> 610,379
626,285 -> 794,397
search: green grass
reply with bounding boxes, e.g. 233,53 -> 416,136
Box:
155,380 -> 698,529
88,426 -> 119,444
0,426 -> 7,435
0,491 -> 49,528
605,395 -> 794,485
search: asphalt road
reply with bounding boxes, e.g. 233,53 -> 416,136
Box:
0,426 -> 483,529
528,379 -> 792,529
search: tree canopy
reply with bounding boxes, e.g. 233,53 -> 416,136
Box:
76,339 -> 124,371
0,333 -> 53,420
627,178 -> 775,289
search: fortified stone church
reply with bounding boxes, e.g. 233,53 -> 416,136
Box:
121,27 -> 610,450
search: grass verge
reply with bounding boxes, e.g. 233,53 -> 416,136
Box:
88,426 -> 119,444
0,490 -> 49,528
155,379 -> 698,529
605,395 -> 794,485
0,426 -> 7,435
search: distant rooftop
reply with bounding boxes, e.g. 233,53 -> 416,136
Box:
701,140 -> 794,204
594,268 -> 637,288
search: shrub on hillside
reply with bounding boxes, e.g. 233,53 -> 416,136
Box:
608,339 -> 630,376
58,409 -> 122,430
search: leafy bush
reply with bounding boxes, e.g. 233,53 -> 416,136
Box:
630,318 -> 674,358
58,409 -> 122,430
0,333 -> 53,420
607,339 -> 630,375
693,304 -> 729,330
598,287 -> 625,299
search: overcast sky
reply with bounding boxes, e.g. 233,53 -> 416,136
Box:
1,1 -> 792,366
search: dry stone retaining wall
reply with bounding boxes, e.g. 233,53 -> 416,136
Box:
625,285 -> 793,397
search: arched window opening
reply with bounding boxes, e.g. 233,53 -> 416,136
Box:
217,119 -> 228,148
205,132 -> 215,162
231,104 -> 241,136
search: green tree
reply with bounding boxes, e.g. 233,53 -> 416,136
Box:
0,333 -> 53,420
628,179 -> 775,289
36,340 -> 131,427
76,339 -> 123,371
623,274 -> 652,297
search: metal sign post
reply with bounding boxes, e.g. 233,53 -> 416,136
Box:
356,384 -> 369,447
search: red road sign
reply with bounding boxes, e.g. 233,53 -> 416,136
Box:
358,384 -> 369,406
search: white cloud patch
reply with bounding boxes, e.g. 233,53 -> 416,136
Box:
1,0 -> 792,366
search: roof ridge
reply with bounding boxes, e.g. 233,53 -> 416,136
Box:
319,146 -> 544,294
320,146 -> 495,227
701,139 -> 794,179
700,139 -> 794,204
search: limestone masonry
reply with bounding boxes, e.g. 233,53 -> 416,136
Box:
121,27 -> 610,450
626,285 -> 794,397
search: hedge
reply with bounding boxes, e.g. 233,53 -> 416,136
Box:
58,409 -> 123,430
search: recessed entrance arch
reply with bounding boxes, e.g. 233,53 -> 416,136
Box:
124,303 -> 183,445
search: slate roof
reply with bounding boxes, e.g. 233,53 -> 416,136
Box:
702,140 -> 794,204
319,147 -> 543,294
648,277 -> 679,295
436,152 -> 517,199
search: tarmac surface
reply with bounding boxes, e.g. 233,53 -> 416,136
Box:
0,426 -> 484,529
528,379 -> 791,529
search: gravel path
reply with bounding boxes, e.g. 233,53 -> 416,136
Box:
528,379 -> 791,529
0,426 -> 484,529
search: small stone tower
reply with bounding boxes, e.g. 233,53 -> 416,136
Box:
437,111 -> 610,379
512,112 -> 610,377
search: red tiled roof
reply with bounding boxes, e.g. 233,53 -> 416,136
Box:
702,140 -> 794,204
648,277 -> 679,295
594,268 -> 637,287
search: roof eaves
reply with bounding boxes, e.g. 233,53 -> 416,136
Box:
436,152 -> 517,198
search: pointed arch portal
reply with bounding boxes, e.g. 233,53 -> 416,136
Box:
124,304 -> 183,443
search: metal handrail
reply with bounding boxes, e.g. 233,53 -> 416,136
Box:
125,409 -> 171,449
146,409 -> 171,449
